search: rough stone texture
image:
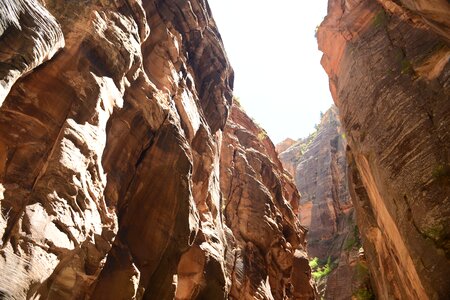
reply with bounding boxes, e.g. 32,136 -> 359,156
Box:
279,108 -> 351,258
318,0 -> 450,299
0,0 -> 65,106
275,138 -> 296,155
278,107 -> 372,299
221,104 -> 317,300
0,0 -> 234,298
377,0 -> 450,41
0,1 -> 316,299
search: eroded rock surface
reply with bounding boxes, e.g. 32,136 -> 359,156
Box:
0,0 -> 315,299
0,0 -> 64,105
221,104 -> 316,300
279,108 -> 351,257
318,0 -> 450,299
278,107 -> 372,299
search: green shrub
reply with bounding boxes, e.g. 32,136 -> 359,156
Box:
309,257 -> 319,269
400,59 -> 413,74
311,256 -> 335,281
344,237 -> 357,250
423,224 -> 445,241
299,130 -> 318,155
372,10 -> 387,28
432,164 -> 450,182
353,287 -> 375,300
257,131 -> 266,141
344,225 -> 361,250
355,262 -> 369,279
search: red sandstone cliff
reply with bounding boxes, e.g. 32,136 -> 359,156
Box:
0,0 -> 315,299
278,107 -> 373,299
318,0 -> 450,299
221,104 -> 317,300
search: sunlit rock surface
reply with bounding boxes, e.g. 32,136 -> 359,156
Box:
0,0 -> 65,106
278,107 -> 373,299
0,0 -> 316,299
318,0 -> 450,299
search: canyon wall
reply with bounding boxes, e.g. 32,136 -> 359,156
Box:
318,0 -> 450,299
278,107 -> 372,299
0,0 -> 315,299
221,104 -> 317,299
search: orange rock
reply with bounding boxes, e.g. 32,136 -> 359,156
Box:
278,107 -> 371,299
221,105 -> 317,299
0,1 -> 315,299
318,0 -> 450,298
276,138 -> 297,154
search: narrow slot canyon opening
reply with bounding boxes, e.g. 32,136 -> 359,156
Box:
208,1 -> 374,299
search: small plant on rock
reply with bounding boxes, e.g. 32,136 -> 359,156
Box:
311,256 -> 336,281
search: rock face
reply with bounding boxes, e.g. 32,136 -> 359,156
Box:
221,104 -> 317,300
279,108 -> 351,258
0,0 -> 315,299
278,107 -> 372,299
318,0 -> 450,299
275,138 -> 296,155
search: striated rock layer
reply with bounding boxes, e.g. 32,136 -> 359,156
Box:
221,104 -> 317,300
279,108 -> 352,258
0,0 -> 315,299
318,0 -> 450,299
278,107 -> 372,299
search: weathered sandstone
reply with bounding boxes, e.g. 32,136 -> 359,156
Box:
0,0 -> 64,106
0,0 -> 315,299
278,107 -> 372,299
318,0 -> 450,299
221,104 -> 317,300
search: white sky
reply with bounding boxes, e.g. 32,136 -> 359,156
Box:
208,0 -> 333,143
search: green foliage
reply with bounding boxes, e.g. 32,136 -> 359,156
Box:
296,111 -> 330,156
355,261 -> 369,280
312,264 -> 332,281
309,257 -> 319,269
353,287 -> 375,300
353,261 -> 374,299
344,237 -> 357,250
311,256 -> 335,281
393,47 -> 415,76
400,58 -> 413,74
344,225 -> 361,250
299,130 -> 318,155
372,10 -> 387,28
423,224 -> 445,241
432,164 -> 450,183
257,131 -> 267,141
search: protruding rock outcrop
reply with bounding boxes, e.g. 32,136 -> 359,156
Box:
278,107 -> 373,299
0,0 -> 315,299
318,0 -> 450,299
0,0 -> 65,105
